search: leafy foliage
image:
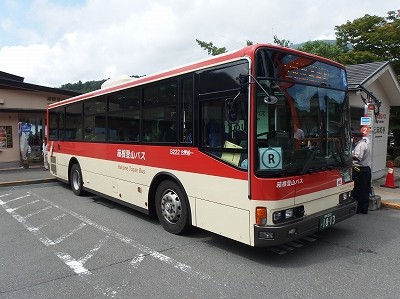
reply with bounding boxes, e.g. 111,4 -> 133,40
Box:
297,40 -> 343,62
334,10 -> 400,132
195,39 -> 253,56
59,75 -> 143,93
273,35 -> 291,48
335,10 -> 400,74
195,39 -> 227,56
60,79 -> 106,93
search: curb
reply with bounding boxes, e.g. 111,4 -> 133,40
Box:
381,201 -> 400,210
0,165 -> 43,172
0,178 -> 57,187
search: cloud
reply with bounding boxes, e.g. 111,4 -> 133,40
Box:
0,0 -> 397,87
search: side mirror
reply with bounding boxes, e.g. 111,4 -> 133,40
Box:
264,95 -> 278,105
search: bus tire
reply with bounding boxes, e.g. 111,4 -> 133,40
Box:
70,164 -> 84,196
155,180 -> 191,235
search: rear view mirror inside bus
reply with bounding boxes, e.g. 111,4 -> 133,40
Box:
225,98 -> 239,124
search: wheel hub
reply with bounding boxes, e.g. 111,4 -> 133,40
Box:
161,191 -> 181,223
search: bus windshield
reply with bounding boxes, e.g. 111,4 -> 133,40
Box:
255,50 -> 352,177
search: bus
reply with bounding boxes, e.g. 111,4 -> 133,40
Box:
47,44 -> 357,247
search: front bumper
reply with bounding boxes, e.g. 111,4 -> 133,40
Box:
253,200 -> 357,247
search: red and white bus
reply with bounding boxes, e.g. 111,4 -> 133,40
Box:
47,44 -> 357,247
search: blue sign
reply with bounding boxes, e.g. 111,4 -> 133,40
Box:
360,117 -> 371,126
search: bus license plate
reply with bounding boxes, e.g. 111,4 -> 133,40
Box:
319,213 -> 336,230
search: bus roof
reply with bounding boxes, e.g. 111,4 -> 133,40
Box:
48,43 -> 345,109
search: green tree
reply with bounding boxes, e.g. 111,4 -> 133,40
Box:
297,40 -> 343,62
60,75 -> 143,93
195,39 -> 227,56
334,10 -> 400,133
195,39 -> 253,56
60,79 -> 106,93
335,10 -> 400,74
273,35 -> 291,48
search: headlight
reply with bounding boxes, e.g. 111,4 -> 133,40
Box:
273,211 -> 282,222
285,209 -> 294,219
339,191 -> 353,204
272,206 -> 304,224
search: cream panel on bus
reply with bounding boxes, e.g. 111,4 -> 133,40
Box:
196,199 -> 250,244
295,182 -> 354,211
53,153 -> 69,181
295,184 -> 353,216
78,157 -> 149,209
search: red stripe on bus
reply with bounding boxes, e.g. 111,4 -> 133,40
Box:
52,141 -> 247,180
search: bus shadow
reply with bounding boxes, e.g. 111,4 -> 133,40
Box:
197,224 -> 380,268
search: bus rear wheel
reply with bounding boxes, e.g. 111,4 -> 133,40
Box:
70,164 -> 84,196
155,180 -> 191,234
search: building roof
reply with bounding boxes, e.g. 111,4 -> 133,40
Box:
346,61 -> 400,106
0,71 -> 80,97
346,61 -> 389,90
0,71 -> 24,82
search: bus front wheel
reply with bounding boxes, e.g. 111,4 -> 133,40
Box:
70,164 -> 84,196
155,180 -> 191,234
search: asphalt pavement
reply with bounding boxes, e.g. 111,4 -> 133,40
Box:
0,164 -> 399,210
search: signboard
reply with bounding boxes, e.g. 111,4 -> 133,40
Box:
360,117 -> 371,126
360,126 -> 371,136
0,126 -> 13,148
374,112 -> 388,139
259,147 -> 282,170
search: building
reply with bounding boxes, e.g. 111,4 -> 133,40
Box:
0,71 -> 80,168
347,61 -> 400,180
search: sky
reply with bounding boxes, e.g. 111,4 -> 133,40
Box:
0,0 -> 398,88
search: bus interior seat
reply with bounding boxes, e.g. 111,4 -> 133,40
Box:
221,141 -> 242,166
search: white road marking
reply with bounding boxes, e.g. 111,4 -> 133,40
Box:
35,194 -> 213,280
53,222 -> 86,244
23,206 -> 53,219
57,252 -> 91,275
0,194 -> 30,204
0,190 -> 223,298
36,213 -> 67,230
56,251 -> 124,298
6,199 -> 40,212
78,236 -> 110,264
0,198 -> 55,246
129,253 -> 145,269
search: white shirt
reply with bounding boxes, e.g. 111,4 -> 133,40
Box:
352,138 -> 371,167
294,128 -> 304,140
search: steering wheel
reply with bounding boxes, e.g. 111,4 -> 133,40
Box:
256,131 -> 268,138
256,130 -> 285,138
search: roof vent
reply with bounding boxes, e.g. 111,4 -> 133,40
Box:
101,75 -> 133,89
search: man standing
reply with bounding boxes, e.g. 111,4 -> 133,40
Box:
42,137 -> 48,170
352,133 -> 372,214
293,124 -> 305,141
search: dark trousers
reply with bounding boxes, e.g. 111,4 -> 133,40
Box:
352,166 -> 371,213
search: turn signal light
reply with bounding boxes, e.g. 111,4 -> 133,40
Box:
256,207 -> 267,226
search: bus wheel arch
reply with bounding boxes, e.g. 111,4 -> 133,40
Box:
150,173 -> 192,234
68,158 -> 84,196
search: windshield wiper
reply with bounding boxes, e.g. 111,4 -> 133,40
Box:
301,150 -> 316,175
334,141 -> 347,167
